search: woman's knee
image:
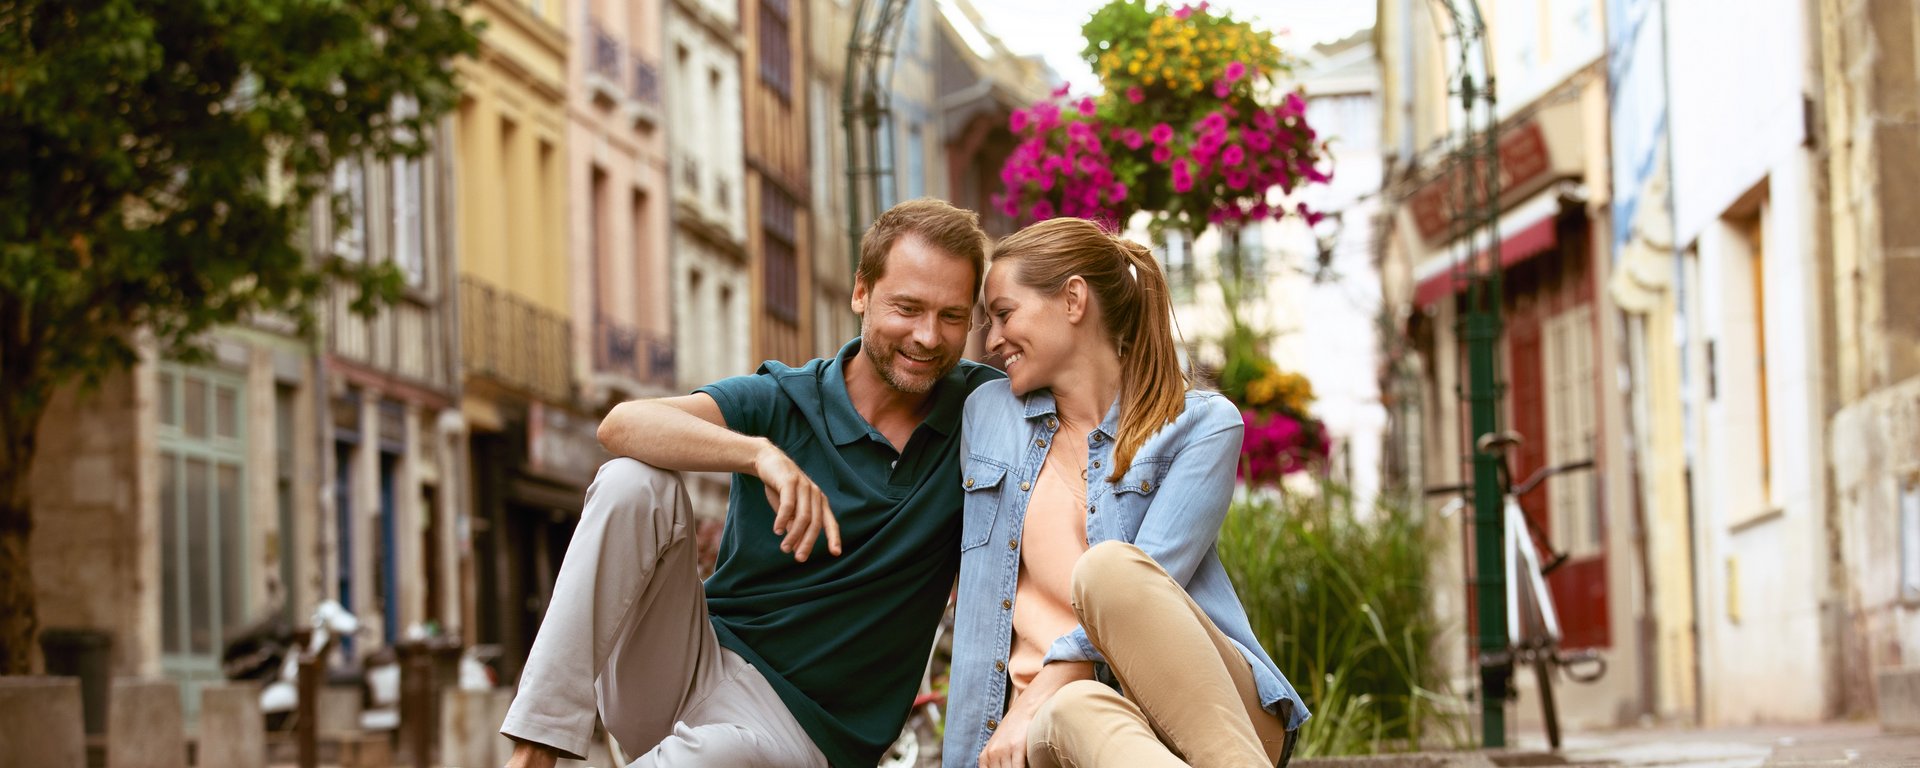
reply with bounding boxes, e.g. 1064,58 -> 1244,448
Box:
1031,680 -> 1126,740
1071,540 -> 1154,610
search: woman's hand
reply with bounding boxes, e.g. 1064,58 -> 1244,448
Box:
978,708 -> 1034,768
977,661 -> 1096,768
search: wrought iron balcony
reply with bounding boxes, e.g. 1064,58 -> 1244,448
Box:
593,313 -> 676,390
590,18 -> 622,83
631,55 -> 661,107
460,276 -> 574,403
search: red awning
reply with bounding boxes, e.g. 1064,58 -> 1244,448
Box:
1411,215 -> 1558,306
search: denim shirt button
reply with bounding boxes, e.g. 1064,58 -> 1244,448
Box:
1035,438 -> 1047,448
1007,539 -> 1018,551
1092,459 -> 1102,469
995,660 -> 1006,672
1019,481 -> 1031,491
1001,598 -> 1012,610
987,719 -> 998,730
1046,417 -> 1058,430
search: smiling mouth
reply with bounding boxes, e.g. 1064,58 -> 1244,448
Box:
1003,353 -> 1023,368
899,350 -> 939,367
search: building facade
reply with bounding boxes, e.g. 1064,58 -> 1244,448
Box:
667,0 -> 752,390
1377,0 -> 1649,734
744,0 -> 819,365
453,0 -> 583,682
572,0 -> 677,410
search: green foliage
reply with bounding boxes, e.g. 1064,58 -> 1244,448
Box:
1219,484 -> 1469,756
0,0 -> 480,402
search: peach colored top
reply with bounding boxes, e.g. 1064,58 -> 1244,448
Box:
1008,447 -> 1090,698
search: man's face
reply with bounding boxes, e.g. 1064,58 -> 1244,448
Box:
850,235 -> 978,394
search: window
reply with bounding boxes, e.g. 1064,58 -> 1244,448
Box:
390,96 -> 426,287
762,179 -> 800,323
905,123 -> 925,199
759,0 -> 792,100
157,364 -> 249,707
332,161 -> 367,261
1544,304 -> 1599,556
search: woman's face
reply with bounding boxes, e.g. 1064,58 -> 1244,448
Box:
983,259 -> 1073,396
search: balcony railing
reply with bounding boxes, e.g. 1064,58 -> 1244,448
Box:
593,313 -> 676,390
631,55 -> 661,107
590,19 -> 622,83
461,277 -> 573,403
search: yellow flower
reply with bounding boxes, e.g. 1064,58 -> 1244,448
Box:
1128,60 -> 1141,75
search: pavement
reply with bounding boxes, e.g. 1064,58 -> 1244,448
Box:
1295,722 -> 1920,768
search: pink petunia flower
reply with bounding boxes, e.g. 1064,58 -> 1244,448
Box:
1222,144 -> 1245,167
1225,61 -> 1247,81
1214,80 -> 1231,98
1010,109 -> 1030,133
1119,128 -> 1144,150
1152,145 -> 1173,163
1150,122 -> 1174,145
1174,5 -> 1191,19
1127,86 -> 1145,104
1031,200 -> 1055,220
1078,97 -> 1097,117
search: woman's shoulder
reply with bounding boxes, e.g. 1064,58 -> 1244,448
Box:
1179,388 -> 1242,429
962,379 -> 1020,432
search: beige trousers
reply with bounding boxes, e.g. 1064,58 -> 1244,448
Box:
1025,541 -> 1292,768
499,459 -> 828,768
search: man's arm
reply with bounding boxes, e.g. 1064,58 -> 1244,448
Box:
598,394 -> 841,560
598,394 -> 763,474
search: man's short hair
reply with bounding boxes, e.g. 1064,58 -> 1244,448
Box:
857,198 -> 989,298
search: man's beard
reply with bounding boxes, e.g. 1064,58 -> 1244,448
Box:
864,336 -> 955,395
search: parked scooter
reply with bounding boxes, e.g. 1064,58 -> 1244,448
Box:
222,600 -> 362,730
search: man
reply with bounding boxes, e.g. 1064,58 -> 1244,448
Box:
503,198 -> 1003,767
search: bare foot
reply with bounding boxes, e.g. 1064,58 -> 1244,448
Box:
505,740 -> 561,768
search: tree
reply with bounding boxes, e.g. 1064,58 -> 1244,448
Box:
0,0 -> 479,673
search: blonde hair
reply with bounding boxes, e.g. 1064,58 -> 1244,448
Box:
991,218 -> 1187,482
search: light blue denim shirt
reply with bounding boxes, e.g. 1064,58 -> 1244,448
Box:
942,380 -> 1309,766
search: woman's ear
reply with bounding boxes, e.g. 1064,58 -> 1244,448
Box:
1063,275 -> 1089,324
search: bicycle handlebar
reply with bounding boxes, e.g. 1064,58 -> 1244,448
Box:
1514,459 -> 1596,498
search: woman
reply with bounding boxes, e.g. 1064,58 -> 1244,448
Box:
945,217 -> 1309,768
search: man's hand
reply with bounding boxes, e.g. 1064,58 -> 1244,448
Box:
504,740 -> 559,768
978,707 -> 1033,768
753,440 -> 842,562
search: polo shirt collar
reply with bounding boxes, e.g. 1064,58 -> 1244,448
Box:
823,337 -> 973,446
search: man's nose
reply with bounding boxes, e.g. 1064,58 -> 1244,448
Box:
911,313 -> 940,348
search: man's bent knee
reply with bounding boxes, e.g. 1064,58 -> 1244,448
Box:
585,458 -> 689,528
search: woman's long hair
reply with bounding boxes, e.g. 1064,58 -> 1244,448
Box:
992,218 -> 1187,482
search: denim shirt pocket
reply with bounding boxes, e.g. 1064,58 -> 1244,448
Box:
1105,457 -> 1173,535
960,455 -> 1009,550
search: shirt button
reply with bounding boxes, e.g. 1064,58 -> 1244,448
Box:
1036,438 -> 1048,448
1046,417 -> 1058,430
987,719 -> 998,730
1019,481 -> 1031,491
995,660 -> 1007,672
1093,460 -> 1102,469
965,478 -> 975,488
1008,539 -> 1018,551
1142,481 -> 1153,492
1001,599 -> 1012,610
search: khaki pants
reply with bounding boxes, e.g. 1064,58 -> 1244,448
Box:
1026,541 -> 1294,768
500,459 -> 828,768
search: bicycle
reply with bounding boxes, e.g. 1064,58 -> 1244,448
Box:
1427,431 -> 1607,750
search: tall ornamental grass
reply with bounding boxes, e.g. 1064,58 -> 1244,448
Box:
1219,484 -> 1469,756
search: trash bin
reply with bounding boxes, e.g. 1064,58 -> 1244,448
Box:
39,628 -> 113,736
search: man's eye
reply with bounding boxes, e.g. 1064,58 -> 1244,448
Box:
896,305 -> 922,316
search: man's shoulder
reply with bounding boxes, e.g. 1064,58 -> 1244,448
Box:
952,359 -> 1007,392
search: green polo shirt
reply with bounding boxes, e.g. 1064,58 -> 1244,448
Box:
695,338 -> 1003,767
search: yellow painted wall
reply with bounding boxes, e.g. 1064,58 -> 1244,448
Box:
457,0 -> 571,316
